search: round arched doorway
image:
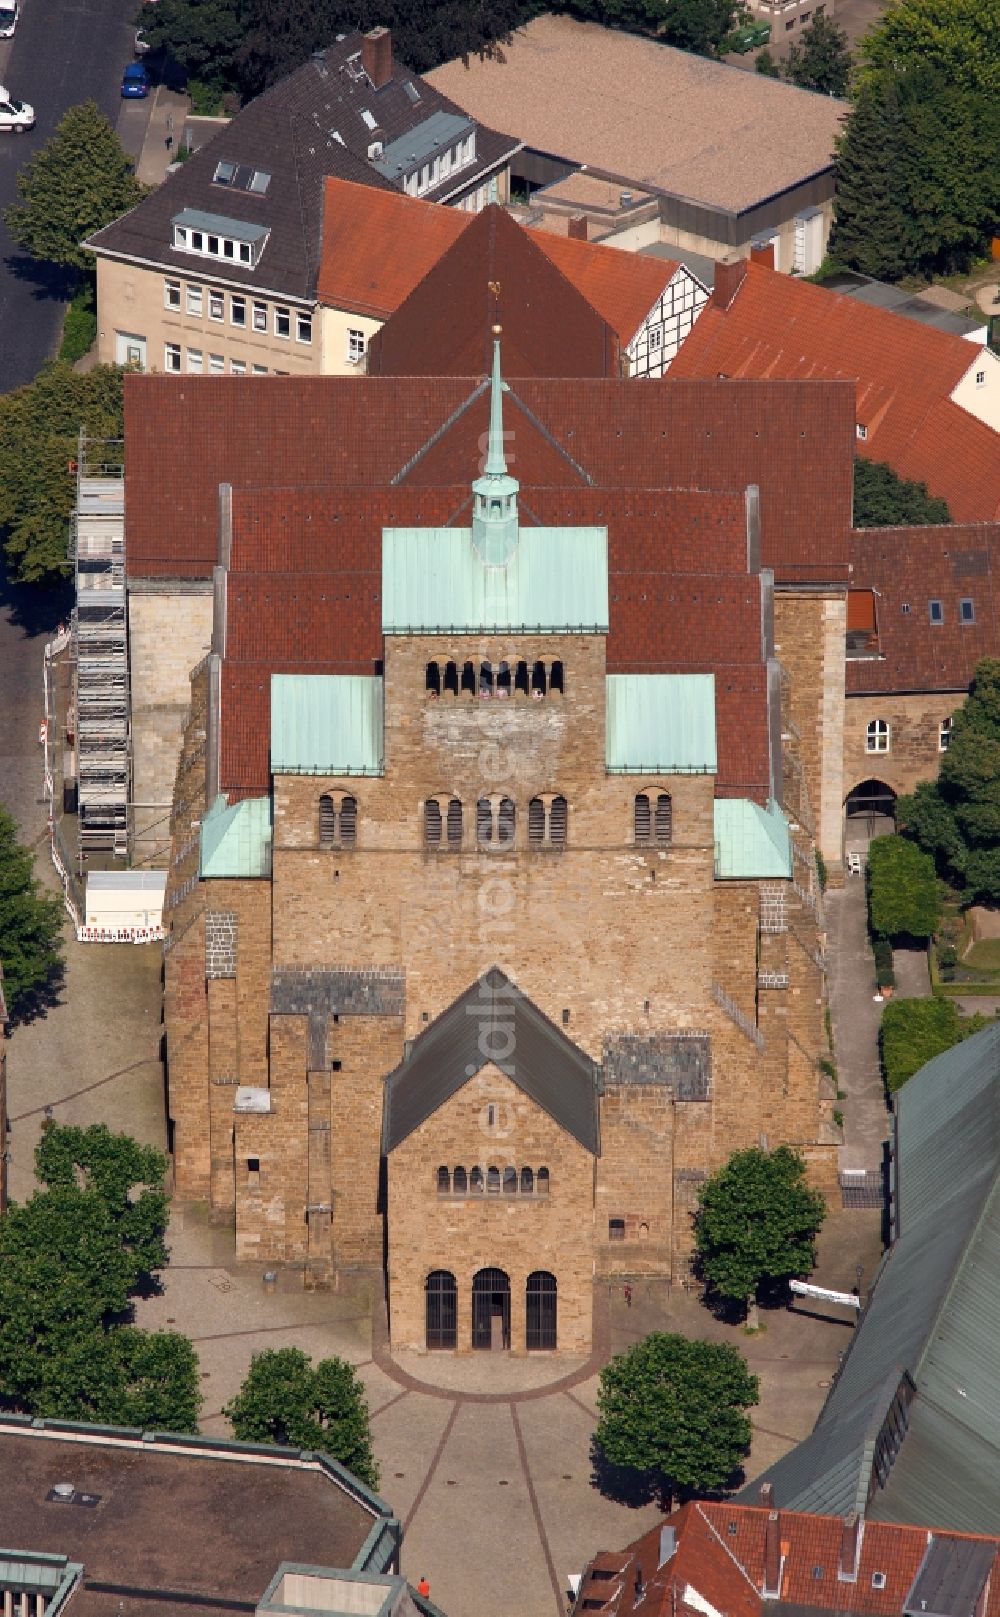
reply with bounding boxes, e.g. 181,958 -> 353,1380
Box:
472,1267 -> 510,1351
845,778 -> 897,853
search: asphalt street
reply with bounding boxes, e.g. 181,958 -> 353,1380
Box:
0,0 -> 140,392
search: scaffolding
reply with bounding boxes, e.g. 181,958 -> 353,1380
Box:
70,433 -> 128,855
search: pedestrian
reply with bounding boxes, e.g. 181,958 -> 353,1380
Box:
417,1576 -> 431,1598
623,1282 -> 632,1308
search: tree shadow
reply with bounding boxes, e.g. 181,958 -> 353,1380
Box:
2,252 -> 78,304
589,1437 -> 658,1508
0,547 -> 73,636
6,960 -> 67,1028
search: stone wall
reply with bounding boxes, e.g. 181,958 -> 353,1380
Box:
387,1065 -> 594,1355
774,590 -> 846,871
128,583 -> 213,865
843,690 -> 958,808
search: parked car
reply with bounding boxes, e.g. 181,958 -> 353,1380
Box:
134,26 -> 150,53
0,0 -> 19,40
121,62 -> 150,98
731,20 -> 771,50
0,87 -> 34,131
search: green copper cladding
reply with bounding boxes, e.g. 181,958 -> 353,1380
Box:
200,794 -> 273,878
713,797 -> 791,879
270,674 -> 384,775
605,674 -> 717,774
484,336 -> 508,476
471,336 -> 519,563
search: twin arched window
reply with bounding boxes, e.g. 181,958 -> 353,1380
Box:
634,791 -> 672,847
318,793 -> 357,849
528,795 -> 568,849
425,797 -> 463,849
477,796 -> 516,846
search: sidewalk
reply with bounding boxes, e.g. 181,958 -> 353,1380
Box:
132,84 -> 191,188
825,880 -> 891,1172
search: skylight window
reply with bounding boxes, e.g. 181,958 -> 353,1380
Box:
214,160 -> 237,185
248,169 -> 271,194
212,160 -> 271,194
361,108 -> 377,129
403,79 -> 421,102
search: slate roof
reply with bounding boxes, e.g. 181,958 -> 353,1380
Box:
847,524 -> 1000,695
382,968 -> 601,1154
426,14 -> 845,214
747,1023 -> 1000,1533
669,260 -> 1000,525
574,1502 -> 1000,1617
87,32 -> 518,301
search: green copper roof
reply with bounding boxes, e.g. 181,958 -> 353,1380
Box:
605,674 -> 717,774
382,526 -> 608,633
200,793 -> 272,878
271,675 -> 384,775
713,797 -> 791,879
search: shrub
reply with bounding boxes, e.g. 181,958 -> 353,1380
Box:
868,835 -> 940,939
873,937 -> 895,987
59,279 -> 97,364
880,996 -> 989,1092
815,849 -> 828,893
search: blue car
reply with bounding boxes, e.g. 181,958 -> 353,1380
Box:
121,61 -> 149,98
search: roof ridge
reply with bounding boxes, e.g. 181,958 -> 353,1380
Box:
695,1502 -> 764,1595
391,380 -> 490,486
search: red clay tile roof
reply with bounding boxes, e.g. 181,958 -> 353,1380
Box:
578,1502 -> 1000,1617
847,522 -> 1000,694
124,373 -> 853,585
316,177 -> 469,317
668,261 -> 999,525
532,230 -> 680,346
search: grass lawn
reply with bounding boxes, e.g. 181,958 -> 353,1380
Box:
962,938 -> 1000,973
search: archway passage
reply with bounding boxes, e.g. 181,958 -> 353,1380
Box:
426,1270 -> 457,1350
846,778 -> 897,819
526,1271 -> 557,1351
472,1267 -> 511,1351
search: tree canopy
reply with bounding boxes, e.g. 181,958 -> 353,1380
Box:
880,995 -> 988,1092
0,804 -> 64,1021
781,14 -> 853,94
594,1332 -> 758,1501
853,457 -> 952,528
3,101 -> 146,274
859,0 -> 1000,97
224,1347 -> 379,1488
900,660 -> 1000,904
0,1124 -> 200,1430
0,362 -> 124,585
694,1146 -> 827,1312
867,834 -> 941,939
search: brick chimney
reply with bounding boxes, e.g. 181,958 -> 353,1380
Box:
763,1510 -> 782,1598
759,1482 -> 774,1507
568,214 -> 589,242
714,253 -> 748,312
362,27 -> 393,89
750,238 -> 775,270
838,1513 -> 861,1582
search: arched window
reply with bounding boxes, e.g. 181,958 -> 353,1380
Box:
476,798 -> 494,845
503,1166 -> 517,1195
469,1166 -> 484,1195
531,660 -> 546,697
528,797 -> 546,847
497,797 -> 515,847
479,660 -> 493,697
550,660 -> 564,695
655,793 -> 672,846
340,796 -> 357,847
472,1267 -> 510,1351
444,660 -> 459,697
453,1166 -> 467,1195
634,793 -> 652,845
537,1166 -> 550,1195
424,799 -> 443,848
496,661 -> 511,698
486,1165 -> 501,1194
319,794 -> 336,848
515,660 -> 529,695
526,1271 -> 557,1351
549,795 -> 568,847
425,661 -> 441,697
520,1166 -> 534,1194
446,798 -> 463,848
866,719 -> 890,754
436,1165 -> 450,1195
426,1270 -> 457,1350
461,660 -> 476,695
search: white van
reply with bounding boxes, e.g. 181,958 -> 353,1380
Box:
0,1 -> 18,38
0,86 -> 33,131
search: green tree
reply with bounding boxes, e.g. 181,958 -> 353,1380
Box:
853,457 -> 952,527
859,0 -> 1000,97
0,362 -> 124,584
224,1348 -> 379,1489
35,1123 -> 170,1277
755,46 -> 780,74
3,101 -> 146,274
880,996 -> 988,1092
137,0 -> 245,91
694,1146 -> 826,1320
594,1333 -> 758,1502
107,1327 -> 203,1431
900,661 -> 1000,903
867,835 -> 941,938
660,0 -> 748,56
781,14 -> 853,94
0,804 -> 64,1021
830,76 -> 913,280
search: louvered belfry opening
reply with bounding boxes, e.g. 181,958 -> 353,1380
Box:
549,795 -> 568,846
477,797 -> 493,844
340,795 -> 357,846
528,797 -> 546,846
318,793 -> 336,848
634,793 -> 652,844
446,798 -> 463,847
425,660 -> 440,695
655,793 -> 672,845
424,798 -> 443,848
497,797 -> 515,846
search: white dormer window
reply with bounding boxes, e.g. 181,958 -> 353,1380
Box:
856,424 -> 868,440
